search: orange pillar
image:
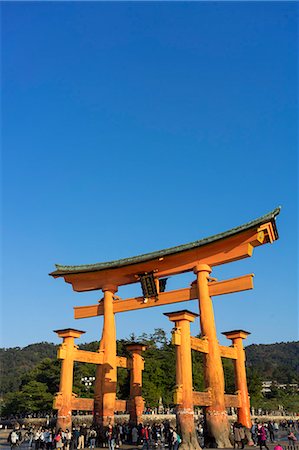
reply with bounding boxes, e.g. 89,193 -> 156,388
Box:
94,284 -> 118,426
194,264 -> 231,448
222,330 -> 251,429
165,311 -> 201,450
54,329 -> 85,431
126,343 -> 147,425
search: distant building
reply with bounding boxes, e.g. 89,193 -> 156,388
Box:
261,381 -> 298,394
261,381 -> 272,394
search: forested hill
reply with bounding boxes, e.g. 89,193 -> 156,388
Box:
0,338 -> 298,397
0,342 -> 57,394
245,341 -> 299,384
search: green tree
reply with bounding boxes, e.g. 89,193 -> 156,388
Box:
2,381 -> 52,415
222,358 -> 235,394
247,368 -> 262,406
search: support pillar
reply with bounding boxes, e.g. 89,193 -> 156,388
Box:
165,310 -> 201,450
94,285 -> 118,426
194,264 -> 232,448
54,329 -> 85,431
126,343 -> 147,425
222,330 -> 252,429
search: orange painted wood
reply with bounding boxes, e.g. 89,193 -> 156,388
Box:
192,391 -> 212,406
219,345 -> 238,360
73,349 -> 104,364
56,336 -> 76,430
116,356 -> 132,369
101,288 -> 117,425
228,334 -> 252,428
258,223 -> 276,243
224,394 -> 241,408
55,396 -> 127,412
115,399 -> 127,411
190,337 -> 209,354
72,397 -> 94,411
195,264 -> 232,448
74,274 -> 254,319
62,228 -> 262,291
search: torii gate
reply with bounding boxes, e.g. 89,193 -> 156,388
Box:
50,208 -> 280,448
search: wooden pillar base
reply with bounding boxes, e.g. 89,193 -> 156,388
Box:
128,396 -> 144,425
93,363 -> 104,426
176,407 -> 201,450
56,405 -> 72,431
126,343 -> 146,425
205,409 -> 232,448
102,415 -> 114,427
102,380 -> 117,426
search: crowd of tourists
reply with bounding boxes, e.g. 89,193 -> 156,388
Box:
232,420 -> 298,450
7,422 -> 182,450
6,418 -> 299,450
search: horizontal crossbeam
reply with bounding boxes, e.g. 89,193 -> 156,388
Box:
116,356 -> 132,369
224,393 -> 241,408
72,397 -> 94,411
53,396 -> 128,412
57,347 -> 131,368
192,391 -> 212,406
189,337 -> 238,360
74,274 -> 254,319
74,349 -> 104,364
219,345 -> 237,360
190,336 -> 209,353
57,346 -> 104,364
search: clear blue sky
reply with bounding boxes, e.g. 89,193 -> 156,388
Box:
1,2 -> 298,349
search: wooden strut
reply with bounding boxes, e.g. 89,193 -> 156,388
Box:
173,324 -> 251,436
74,274 -> 254,319
53,340 -> 135,417
173,333 -> 241,408
54,395 -> 127,413
57,346 -> 133,369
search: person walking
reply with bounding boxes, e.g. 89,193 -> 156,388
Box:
64,429 -> 72,450
8,429 -> 20,449
132,427 -> 138,446
54,429 -> 64,450
34,428 -> 42,450
141,425 -> 150,450
288,431 -> 297,447
106,424 -> 116,450
251,422 -> 258,446
78,425 -> 87,450
171,428 -> 181,450
257,424 -> 269,450
43,429 -> 52,450
267,422 -> 275,443
89,429 -> 97,449
233,423 -> 245,449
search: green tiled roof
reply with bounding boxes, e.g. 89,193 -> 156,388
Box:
50,207 -> 280,276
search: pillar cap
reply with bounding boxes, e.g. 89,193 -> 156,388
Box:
102,284 -> 118,293
126,342 -> 147,352
222,330 -> 250,340
54,328 -> 85,339
164,309 -> 199,323
193,263 -> 212,274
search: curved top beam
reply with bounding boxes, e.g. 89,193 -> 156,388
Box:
49,207 -> 280,291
